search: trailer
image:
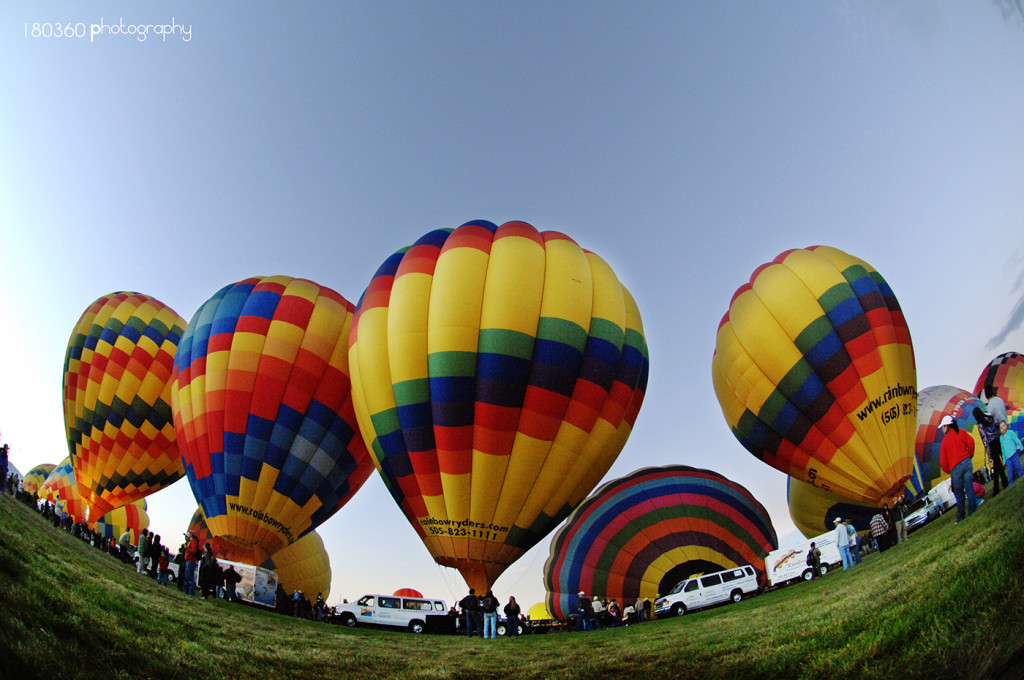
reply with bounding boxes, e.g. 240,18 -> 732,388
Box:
765,530 -> 842,587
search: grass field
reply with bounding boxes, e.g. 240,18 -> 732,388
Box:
2,484 -> 1023,680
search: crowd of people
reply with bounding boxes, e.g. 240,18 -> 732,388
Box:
453,587 -> 653,636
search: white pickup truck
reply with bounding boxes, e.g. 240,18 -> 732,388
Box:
335,594 -> 449,633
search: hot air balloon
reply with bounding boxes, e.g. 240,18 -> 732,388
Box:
62,292 -> 187,521
23,463 -> 57,495
38,457 -> 88,522
786,477 -> 883,539
22,463 -> 57,495
187,507 -> 331,598
914,386 -> 987,491
91,500 -> 149,542
542,465 -> 776,620
348,221 -> 649,593
974,352 -> 1024,410
393,588 -> 423,598
173,276 -> 374,563
712,246 -> 917,504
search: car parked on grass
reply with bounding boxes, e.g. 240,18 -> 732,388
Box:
654,564 -> 759,617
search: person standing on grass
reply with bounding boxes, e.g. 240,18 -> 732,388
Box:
136,529 -> 150,575
118,530 -> 133,564
892,498 -> 907,544
834,517 -> 853,569
806,541 -> 822,577
939,415 -> 978,522
503,596 -> 521,637
459,588 -> 481,637
974,407 -> 1007,496
223,564 -> 242,602
156,547 -> 171,586
999,421 -> 1023,484
183,531 -> 200,596
481,589 -> 499,639
870,512 -> 890,552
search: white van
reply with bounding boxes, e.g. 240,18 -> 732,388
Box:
335,594 -> 449,633
765,531 -> 842,587
654,565 -> 758,617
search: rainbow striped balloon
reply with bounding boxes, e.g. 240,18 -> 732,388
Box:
349,221 -> 649,593
543,465 -> 776,620
713,246 -> 917,504
173,276 -> 373,562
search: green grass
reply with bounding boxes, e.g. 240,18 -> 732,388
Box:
2,485 -> 1024,680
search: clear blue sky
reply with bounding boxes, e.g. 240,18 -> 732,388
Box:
2,2 -> 1023,608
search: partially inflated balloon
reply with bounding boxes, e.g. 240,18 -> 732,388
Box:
787,477 -> 883,539
91,500 -> 149,542
349,221 -> 649,593
712,246 -> 917,504
63,292 -> 187,520
914,386 -> 987,491
38,457 -> 87,522
22,464 -> 56,495
173,276 -> 373,562
543,465 -> 776,619
974,352 -> 1024,411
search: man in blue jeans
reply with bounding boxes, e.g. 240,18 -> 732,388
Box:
834,517 -> 853,569
939,415 -> 978,522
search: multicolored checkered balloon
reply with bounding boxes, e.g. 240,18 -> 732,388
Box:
62,292 -> 187,521
172,276 -> 373,563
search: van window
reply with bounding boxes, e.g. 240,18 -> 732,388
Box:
683,580 -> 699,593
743,566 -> 754,577
434,601 -> 446,611
379,597 -> 400,609
358,596 -> 375,607
699,574 -> 722,588
721,569 -> 744,583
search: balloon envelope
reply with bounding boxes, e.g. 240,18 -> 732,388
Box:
38,457 -> 88,522
22,464 -> 57,495
712,246 -> 917,504
543,465 -> 777,620
62,292 -> 187,520
349,221 -> 649,593
173,276 -> 373,562
393,588 -> 423,598
90,500 -> 149,542
914,385 -> 987,491
974,352 -> 1024,410
187,507 -> 331,598
787,477 -> 883,539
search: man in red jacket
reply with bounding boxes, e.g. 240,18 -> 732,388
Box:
183,530 -> 200,596
939,415 -> 978,522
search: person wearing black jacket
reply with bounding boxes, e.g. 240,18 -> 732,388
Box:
459,588 -> 482,637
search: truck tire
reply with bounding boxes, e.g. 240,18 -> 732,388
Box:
802,569 -> 814,581
341,613 -> 356,627
672,602 -> 686,616
409,620 -> 425,634
730,590 -> 743,603
496,623 -> 507,636
818,565 -> 828,577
